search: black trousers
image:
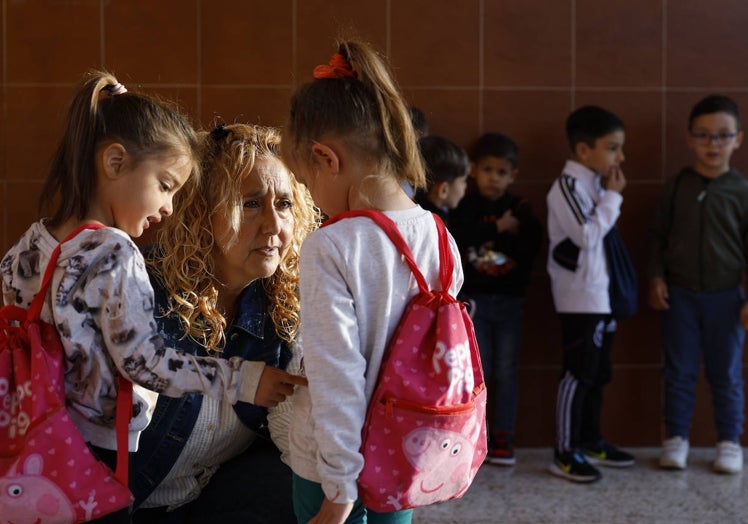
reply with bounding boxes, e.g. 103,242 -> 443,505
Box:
554,313 -> 615,452
131,437 -> 295,524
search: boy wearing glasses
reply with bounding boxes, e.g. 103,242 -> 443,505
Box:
648,94 -> 747,474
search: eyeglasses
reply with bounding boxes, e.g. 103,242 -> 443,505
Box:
690,131 -> 738,145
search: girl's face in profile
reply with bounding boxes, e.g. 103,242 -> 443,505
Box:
211,157 -> 295,290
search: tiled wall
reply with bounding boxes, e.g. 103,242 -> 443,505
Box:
2,0 -> 747,446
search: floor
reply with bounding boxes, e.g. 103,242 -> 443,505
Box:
411,448 -> 748,524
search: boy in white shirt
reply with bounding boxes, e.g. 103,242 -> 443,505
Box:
546,105 -> 635,483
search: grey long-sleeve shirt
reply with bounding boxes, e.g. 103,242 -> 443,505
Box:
289,206 -> 463,504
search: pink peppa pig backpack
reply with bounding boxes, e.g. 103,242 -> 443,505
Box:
323,210 -> 488,512
0,224 -> 133,523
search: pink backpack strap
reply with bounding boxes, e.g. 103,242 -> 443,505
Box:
26,222 -> 132,484
324,210 -> 453,294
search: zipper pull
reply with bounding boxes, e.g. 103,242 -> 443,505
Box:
697,190 -> 706,202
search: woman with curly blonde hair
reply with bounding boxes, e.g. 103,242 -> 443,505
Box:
131,123 -> 318,523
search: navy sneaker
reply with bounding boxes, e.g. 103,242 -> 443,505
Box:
548,449 -> 601,483
582,440 -> 635,468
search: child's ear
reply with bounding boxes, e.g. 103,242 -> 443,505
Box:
435,181 -> 449,199
101,143 -> 127,180
734,130 -> 744,150
510,168 -> 519,183
310,142 -> 340,175
574,141 -> 591,161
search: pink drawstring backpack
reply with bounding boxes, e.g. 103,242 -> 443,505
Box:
0,224 -> 133,523
324,210 -> 488,512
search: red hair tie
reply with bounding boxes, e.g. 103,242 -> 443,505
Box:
313,53 -> 358,80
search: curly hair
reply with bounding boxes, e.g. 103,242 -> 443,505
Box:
147,123 -> 319,353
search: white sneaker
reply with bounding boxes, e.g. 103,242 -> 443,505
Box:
713,441 -> 743,474
660,436 -> 689,469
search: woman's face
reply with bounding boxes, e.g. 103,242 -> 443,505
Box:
211,157 -> 295,290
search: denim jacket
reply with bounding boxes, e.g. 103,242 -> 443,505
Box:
130,261 -> 292,509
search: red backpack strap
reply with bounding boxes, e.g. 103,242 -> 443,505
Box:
324,210 -> 453,293
25,222 -> 132,483
27,223 -> 105,322
114,376 -> 132,484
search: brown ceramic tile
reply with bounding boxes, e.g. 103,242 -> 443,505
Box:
0,89 -> 5,181
575,91 -> 663,181
667,0 -> 748,88
5,181 -> 44,253
616,182 -> 660,271
200,87 -> 293,130
104,0 -> 198,84
614,305 -> 662,366
403,89 -> 481,149
5,86 -> 71,182
665,91 -> 748,177
391,0 -> 479,87
484,0 -> 572,87
202,0 -> 293,85
521,273 -> 560,368
515,368 -> 560,446
576,0 -> 663,87
483,90 -> 571,184
295,0 -> 388,84
6,1 -> 100,83
602,368 -> 662,445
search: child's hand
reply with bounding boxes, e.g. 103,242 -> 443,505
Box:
603,165 -> 627,193
648,277 -> 669,310
255,366 -> 309,407
496,210 -> 520,235
308,499 -> 354,524
740,302 -> 748,330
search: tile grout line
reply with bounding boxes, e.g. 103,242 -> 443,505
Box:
570,0 -> 576,110
478,0 -> 484,134
661,0 -> 668,181
2,0 -> 6,247
196,0 -> 202,121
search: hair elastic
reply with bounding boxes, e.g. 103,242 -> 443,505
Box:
108,82 -> 128,96
313,53 -> 357,80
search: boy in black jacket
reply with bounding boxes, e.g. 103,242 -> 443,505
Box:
451,132 -> 542,466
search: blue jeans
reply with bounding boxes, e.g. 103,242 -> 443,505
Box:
662,285 -> 745,442
292,474 -> 412,524
470,293 -> 524,438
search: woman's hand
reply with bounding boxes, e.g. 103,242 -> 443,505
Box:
254,366 -> 308,407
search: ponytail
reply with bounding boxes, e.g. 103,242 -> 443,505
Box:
39,69 -> 199,226
285,39 -> 425,191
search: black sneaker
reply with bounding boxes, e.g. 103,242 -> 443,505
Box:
548,449 -> 601,483
582,440 -> 635,468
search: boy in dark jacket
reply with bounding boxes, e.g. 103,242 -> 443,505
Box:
451,132 -> 542,466
648,94 -> 748,474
